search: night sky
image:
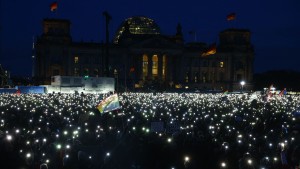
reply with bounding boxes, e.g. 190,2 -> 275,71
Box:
0,0 -> 300,76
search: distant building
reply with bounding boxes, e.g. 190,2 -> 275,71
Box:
35,17 -> 254,91
0,64 -> 11,87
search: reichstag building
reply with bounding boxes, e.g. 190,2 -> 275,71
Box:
35,16 -> 254,91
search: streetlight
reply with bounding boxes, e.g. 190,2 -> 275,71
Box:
220,162 -> 227,168
240,81 -> 245,91
184,156 -> 189,162
247,159 -> 252,165
114,69 -> 118,92
104,152 -> 111,165
184,156 -> 190,168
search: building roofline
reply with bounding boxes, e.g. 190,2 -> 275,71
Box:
220,28 -> 250,33
43,18 -> 71,24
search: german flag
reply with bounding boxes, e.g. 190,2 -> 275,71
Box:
201,43 -> 217,57
50,2 -> 58,12
227,13 -> 236,21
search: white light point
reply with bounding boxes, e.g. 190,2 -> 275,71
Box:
221,162 -> 226,168
6,135 -> 12,141
184,156 -> 190,162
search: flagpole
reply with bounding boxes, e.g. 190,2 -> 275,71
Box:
32,36 -> 35,78
125,63 -> 127,91
103,11 -> 112,77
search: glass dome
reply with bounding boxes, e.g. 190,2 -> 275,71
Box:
114,16 -> 160,44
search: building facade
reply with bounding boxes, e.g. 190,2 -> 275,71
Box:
0,64 -> 10,87
35,17 -> 254,91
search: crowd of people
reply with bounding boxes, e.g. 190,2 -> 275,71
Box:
0,92 -> 300,169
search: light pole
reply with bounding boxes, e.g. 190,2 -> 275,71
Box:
114,69 -> 118,92
184,156 -> 190,168
240,81 -> 245,92
103,11 -> 111,77
220,161 -> 227,168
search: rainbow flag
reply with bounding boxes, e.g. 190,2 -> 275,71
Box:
97,94 -> 121,113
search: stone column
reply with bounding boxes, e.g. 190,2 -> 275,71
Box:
148,54 -> 152,80
166,55 -> 172,82
158,54 -> 162,80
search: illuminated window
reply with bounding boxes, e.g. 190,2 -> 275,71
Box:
152,55 -> 158,77
185,72 -> 189,83
162,55 -> 166,80
220,61 -> 224,68
194,72 -> 198,83
74,68 -> 79,76
142,54 -> 148,79
74,56 -> 79,64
